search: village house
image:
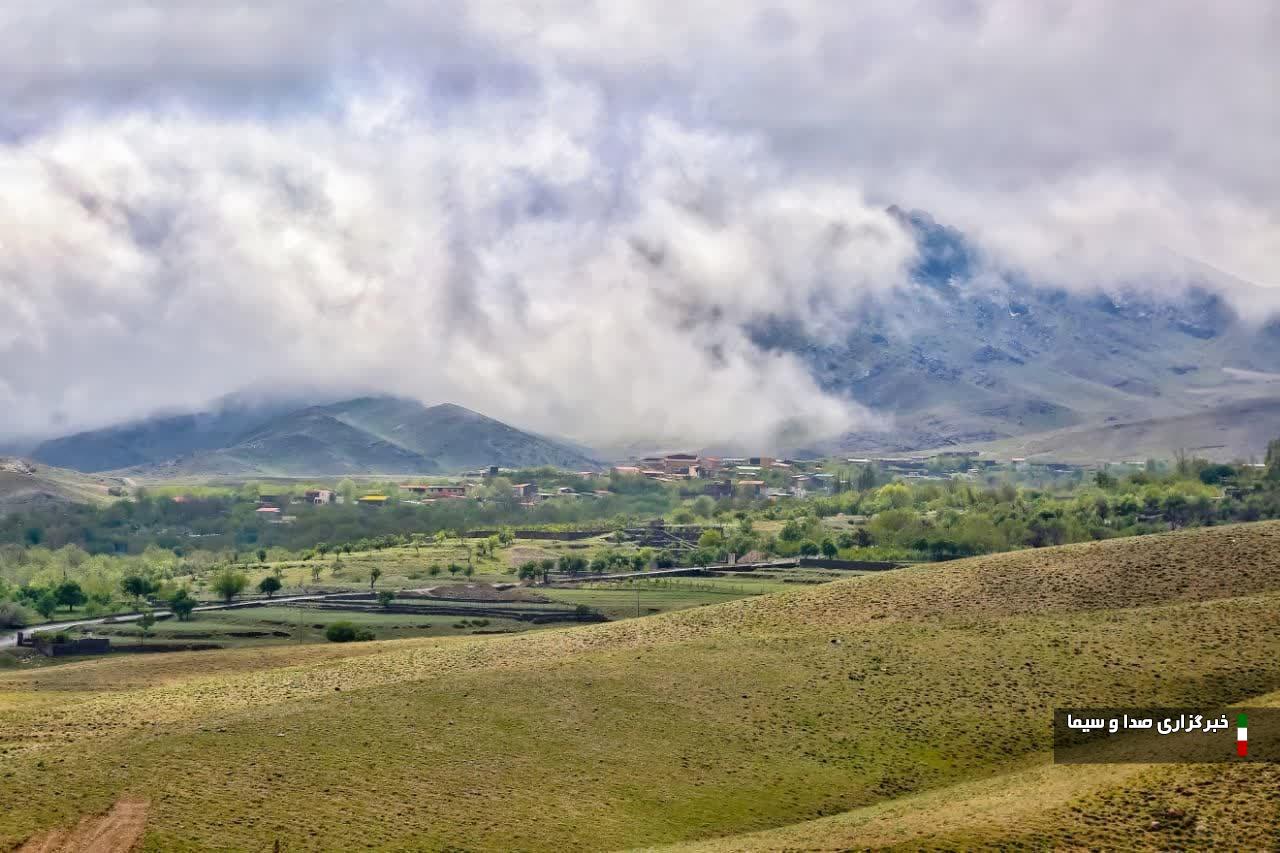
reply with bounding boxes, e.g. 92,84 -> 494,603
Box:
735,480 -> 766,498
703,481 -> 733,499
611,465 -> 641,476
305,489 -> 334,505
511,483 -> 538,500
662,453 -> 700,478
357,494 -> 389,507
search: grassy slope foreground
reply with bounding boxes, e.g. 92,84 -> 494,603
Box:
0,523 -> 1278,850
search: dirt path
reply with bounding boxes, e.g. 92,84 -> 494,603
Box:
16,799 -> 148,853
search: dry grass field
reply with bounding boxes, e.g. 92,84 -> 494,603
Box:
0,522 -> 1276,851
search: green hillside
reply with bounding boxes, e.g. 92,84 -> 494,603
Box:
1,522 -> 1277,850
114,397 -> 600,478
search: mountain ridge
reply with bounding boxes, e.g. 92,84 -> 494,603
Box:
32,397 -> 601,477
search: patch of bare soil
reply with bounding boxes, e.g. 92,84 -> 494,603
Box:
17,798 -> 148,853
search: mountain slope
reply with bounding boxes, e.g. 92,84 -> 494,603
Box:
943,394 -> 1280,462
98,397 -> 601,477
30,395 -> 309,472
0,458 -> 126,515
758,208 -> 1280,456
1,522 -> 1277,850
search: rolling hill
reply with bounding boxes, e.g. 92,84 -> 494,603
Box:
33,397 -> 600,477
1,522 -> 1277,850
0,458 -> 126,516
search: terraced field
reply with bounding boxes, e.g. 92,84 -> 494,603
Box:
0,522 -> 1277,850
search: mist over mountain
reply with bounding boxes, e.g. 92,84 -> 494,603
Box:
0,2 -> 1274,455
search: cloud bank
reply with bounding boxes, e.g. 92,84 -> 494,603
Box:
0,1 -> 1275,447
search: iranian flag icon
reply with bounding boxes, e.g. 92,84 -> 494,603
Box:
1237,713 -> 1248,757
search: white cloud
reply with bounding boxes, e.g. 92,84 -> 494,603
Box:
0,1 -> 1275,445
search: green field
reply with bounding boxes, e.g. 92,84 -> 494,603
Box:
82,606 -> 534,647
1,522 -> 1277,850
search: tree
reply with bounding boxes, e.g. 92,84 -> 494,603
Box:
799,541 -> 820,556
211,569 -> 249,604
34,591 -> 59,620
168,589 -> 196,621
369,566 -> 382,589
55,580 -> 87,612
820,538 -> 838,558
338,479 -> 357,505
256,548 -> 268,565
258,575 -> 282,598
121,574 -> 155,604
462,564 -> 474,578
377,590 -> 395,609
1266,438 -> 1280,480
447,563 -> 462,577
428,564 -> 442,577
538,558 -> 555,583
136,610 -> 156,643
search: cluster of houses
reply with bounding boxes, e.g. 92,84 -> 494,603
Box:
611,453 -> 832,500
223,451 -> 1113,521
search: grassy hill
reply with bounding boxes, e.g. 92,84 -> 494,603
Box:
0,458 -> 126,516
1,522 -> 1277,850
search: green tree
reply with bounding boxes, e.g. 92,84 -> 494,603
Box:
377,590 -> 395,609
428,564 -> 442,577
820,538 -> 838,558
211,569 -> 249,604
257,575 -> 282,598
55,580 -> 87,612
136,609 -> 156,643
34,591 -> 59,620
121,574 -> 154,604
168,589 -> 196,621
256,548 -> 268,565
369,566 -> 382,589
338,479 -> 357,505
1266,438 -> 1280,480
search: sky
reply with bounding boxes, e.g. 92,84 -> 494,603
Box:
0,1 -> 1276,448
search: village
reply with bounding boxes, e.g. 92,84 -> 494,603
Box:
240,451 -> 1098,522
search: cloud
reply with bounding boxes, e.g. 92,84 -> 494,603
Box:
0,79 -> 909,447
0,1 -> 1275,445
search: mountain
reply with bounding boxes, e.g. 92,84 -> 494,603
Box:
34,397 -> 600,477
757,207 -> 1280,458
30,393 -> 311,472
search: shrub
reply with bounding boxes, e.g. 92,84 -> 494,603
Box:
325,621 -> 374,643
0,601 -> 34,628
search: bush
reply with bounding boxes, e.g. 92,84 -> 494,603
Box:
325,621 -> 374,643
0,600 -> 34,628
